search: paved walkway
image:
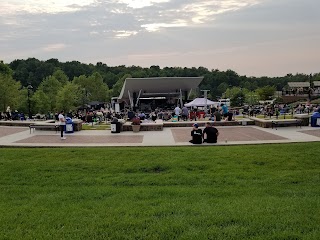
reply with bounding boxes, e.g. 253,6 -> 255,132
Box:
0,125 -> 320,147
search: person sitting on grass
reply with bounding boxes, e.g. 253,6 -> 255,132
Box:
189,123 -> 202,144
202,122 -> 219,143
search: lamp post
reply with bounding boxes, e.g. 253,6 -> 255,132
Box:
201,90 -> 210,114
27,84 -> 33,120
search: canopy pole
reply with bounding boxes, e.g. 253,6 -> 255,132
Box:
128,90 -> 133,110
187,89 -> 193,99
201,90 -> 210,114
135,89 -> 142,107
179,89 -> 183,108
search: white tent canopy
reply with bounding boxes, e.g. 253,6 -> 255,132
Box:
184,98 -> 220,107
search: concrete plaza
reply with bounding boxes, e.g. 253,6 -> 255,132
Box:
0,124 -> 320,147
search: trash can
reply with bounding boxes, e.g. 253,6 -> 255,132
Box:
111,118 -> 121,133
311,115 -> 320,127
65,117 -> 74,133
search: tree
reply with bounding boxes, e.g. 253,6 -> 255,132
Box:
31,89 -> 51,114
56,82 -> 81,112
73,72 -> 110,102
231,91 -> 246,107
217,82 -> 229,96
52,69 -> 69,85
245,91 -> 259,105
109,74 -> 131,98
257,86 -> 276,100
225,87 -> 242,99
0,74 -> 21,112
38,76 -> 62,111
0,60 -> 13,76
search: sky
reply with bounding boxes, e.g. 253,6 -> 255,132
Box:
0,0 -> 319,77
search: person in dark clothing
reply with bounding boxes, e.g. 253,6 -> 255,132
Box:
213,109 -> 222,121
189,123 -> 202,144
226,112 -> 234,121
202,122 -> 219,143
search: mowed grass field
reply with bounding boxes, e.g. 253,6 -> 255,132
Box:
1,143 -> 320,239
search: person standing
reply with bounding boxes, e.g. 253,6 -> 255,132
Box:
221,103 -> 228,118
174,105 -> 182,121
189,123 -> 202,144
202,122 -> 219,143
181,106 -> 189,121
58,110 -> 66,140
6,106 -> 11,120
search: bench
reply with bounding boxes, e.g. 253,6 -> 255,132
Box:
271,119 -> 302,130
29,124 -> 59,134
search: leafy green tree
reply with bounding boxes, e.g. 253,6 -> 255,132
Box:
38,76 -> 62,111
109,74 -> 131,98
245,91 -> 259,105
56,82 -> 81,112
52,69 -> 69,85
257,86 -> 276,100
0,60 -> 13,76
225,87 -> 242,99
31,89 -> 51,114
0,74 -> 21,112
217,82 -> 229,96
73,72 -> 109,102
231,91 -> 246,107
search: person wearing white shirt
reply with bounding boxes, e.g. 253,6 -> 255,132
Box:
58,110 -> 66,140
174,106 -> 181,121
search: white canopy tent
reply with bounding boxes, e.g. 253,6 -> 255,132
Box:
184,98 -> 220,107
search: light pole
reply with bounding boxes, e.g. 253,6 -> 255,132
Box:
201,90 -> 210,114
27,84 -> 33,120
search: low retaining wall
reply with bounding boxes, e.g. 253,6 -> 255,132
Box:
121,119 -> 254,131
163,120 -> 254,128
294,114 -> 310,126
0,120 -> 35,127
251,117 -> 302,128
0,119 -> 83,131
122,122 -> 163,131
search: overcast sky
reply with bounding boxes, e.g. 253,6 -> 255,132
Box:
1,0 -> 319,77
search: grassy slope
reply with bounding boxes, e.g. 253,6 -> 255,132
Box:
1,143 -> 320,239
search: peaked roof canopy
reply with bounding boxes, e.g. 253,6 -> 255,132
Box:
288,82 -> 310,88
118,77 -> 203,100
313,81 -> 320,87
184,98 -> 219,107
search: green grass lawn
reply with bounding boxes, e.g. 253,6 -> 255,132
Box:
82,123 -> 111,130
1,143 -> 320,239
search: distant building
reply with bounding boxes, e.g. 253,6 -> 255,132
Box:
313,81 -> 320,95
287,82 -> 310,95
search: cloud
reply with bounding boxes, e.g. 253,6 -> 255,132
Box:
118,0 -> 170,9
141,20 -> 188,32
2,0 -> 319,77
0,0 -> 96,15
113,30 -> 138,38
42,43 -> 67,52
0,0 -> 261,38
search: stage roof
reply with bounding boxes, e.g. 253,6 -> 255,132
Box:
118,77 -> 203,100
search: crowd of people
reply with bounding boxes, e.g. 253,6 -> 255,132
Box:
243,103 -> 320,118
0,106 -> 26,121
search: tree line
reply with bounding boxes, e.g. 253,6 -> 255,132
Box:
1,58 -> 320,113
